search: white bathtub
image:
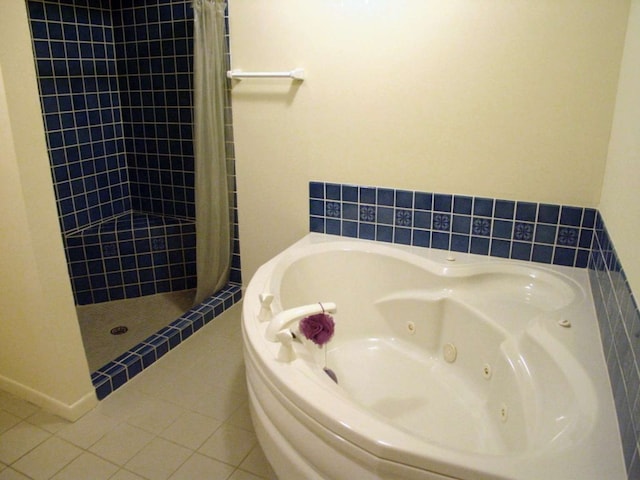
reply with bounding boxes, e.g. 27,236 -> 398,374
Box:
242,233 -> 625,480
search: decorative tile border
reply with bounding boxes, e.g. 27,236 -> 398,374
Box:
91,283 -> 242,400
589,213 -> 640,478
310,182 -> 595,268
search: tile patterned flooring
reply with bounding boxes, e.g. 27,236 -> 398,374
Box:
0,302 -> 277,480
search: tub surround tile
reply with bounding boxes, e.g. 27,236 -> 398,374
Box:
310,181 -> 594,268
589,213 -> 640,476
310,181 -> 639,480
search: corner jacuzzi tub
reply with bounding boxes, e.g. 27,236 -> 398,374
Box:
242,233 -> 625,480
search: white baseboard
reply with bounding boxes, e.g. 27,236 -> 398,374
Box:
0,374 -> 97,422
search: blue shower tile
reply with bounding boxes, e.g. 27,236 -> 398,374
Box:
377,207 -> 394,225
326,183 -> 341,200
557,227 -> 579,247
326,219 -> 341,235
451,234 -> 469,253
431,232 -> 449,250
414,211 -> 431,229
453,196 -> 472,215
473,197 -> 494,217
309,199 -> 324,216
360,205 -> 376,222
494,200 -> 515,219
395,209 -> 412,227
560,206 -> 583,226
396,190 -> 413,208
538,204 -> 559,224
359,223 -> 375,241
575,249 -> 590,268
360,187 -> 376,204
412,230 -> 430,248
93,374 -> 112,400
378,188 -> 394,206
414,192 -> 432,211
554,247 -> 576,267
342,221 -> 358,238
343,203 -> 359,221
452,215 -> 471,234
376,225 -> 393,243
472,218 -> 492,236
516,202 -> 537,222
535,224 -> 557,244
532,244 -> 553,264
470,237 -> 490,256
433,194 -> 452,212
582,208 -> 597,228
326,202 -> 341,218
490,239 -> 510,258
511,242 -> 532,261
492,220 -> 513,239
432,214 -> 450,231
394,228 -> 411,245
342,185 -> 358,202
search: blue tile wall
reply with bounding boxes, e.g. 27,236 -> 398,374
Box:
28,0 -> 130,234
310,181 -> 594,268
66,211 -> 196,305
589,213 -> 640,479
113,1 -> 195,218
310,181 -> 639,479
27,0 -> 242,304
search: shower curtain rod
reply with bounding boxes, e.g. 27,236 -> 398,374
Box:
226,68 -> 305,80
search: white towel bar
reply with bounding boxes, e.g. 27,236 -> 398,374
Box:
226,68 -> 305,81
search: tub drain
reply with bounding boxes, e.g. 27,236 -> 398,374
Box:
110,326 -> 128,335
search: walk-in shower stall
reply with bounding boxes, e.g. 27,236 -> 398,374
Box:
26,0 -> 241,393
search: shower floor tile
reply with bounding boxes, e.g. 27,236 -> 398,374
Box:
76,289 -> 196,372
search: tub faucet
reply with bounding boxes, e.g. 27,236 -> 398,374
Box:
258,293 -> 274,322
266,302 -> 337,342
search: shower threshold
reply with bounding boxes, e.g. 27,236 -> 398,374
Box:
88,283 -> 242,400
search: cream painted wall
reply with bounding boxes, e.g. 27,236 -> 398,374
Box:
0,1 -> 96,420
229,0 -> 630,280
600,0 -> 640,297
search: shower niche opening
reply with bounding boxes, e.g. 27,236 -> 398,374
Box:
26,0 -> 241,397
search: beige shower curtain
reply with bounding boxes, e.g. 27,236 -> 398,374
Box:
193,0 -> 231,305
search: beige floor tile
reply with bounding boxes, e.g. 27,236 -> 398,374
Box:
108,469 -> 147,480
238,445 -> 277,479
229,469 -> 272,480
203,303 -> 243,340
198,425 -> 257,466
124,437 -> 192,480
124,396 -> 186,434
0,421 -> 50,464
0,393 -> 40,420
168,453 -> 235,480
56,410 -> 120,449
50,452 -> 118,480
89,423 -> 154,466
190,386 -> 245,422
225,401 -> 254,432
12,436 -> 81,480
92,386 -> 155,423
0,412 -> 20,436
25,411 -> 70,434
0,468 -> 32,480
160,411 -> 222,450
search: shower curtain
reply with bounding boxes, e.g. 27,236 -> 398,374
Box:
193,0 -> 231,305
